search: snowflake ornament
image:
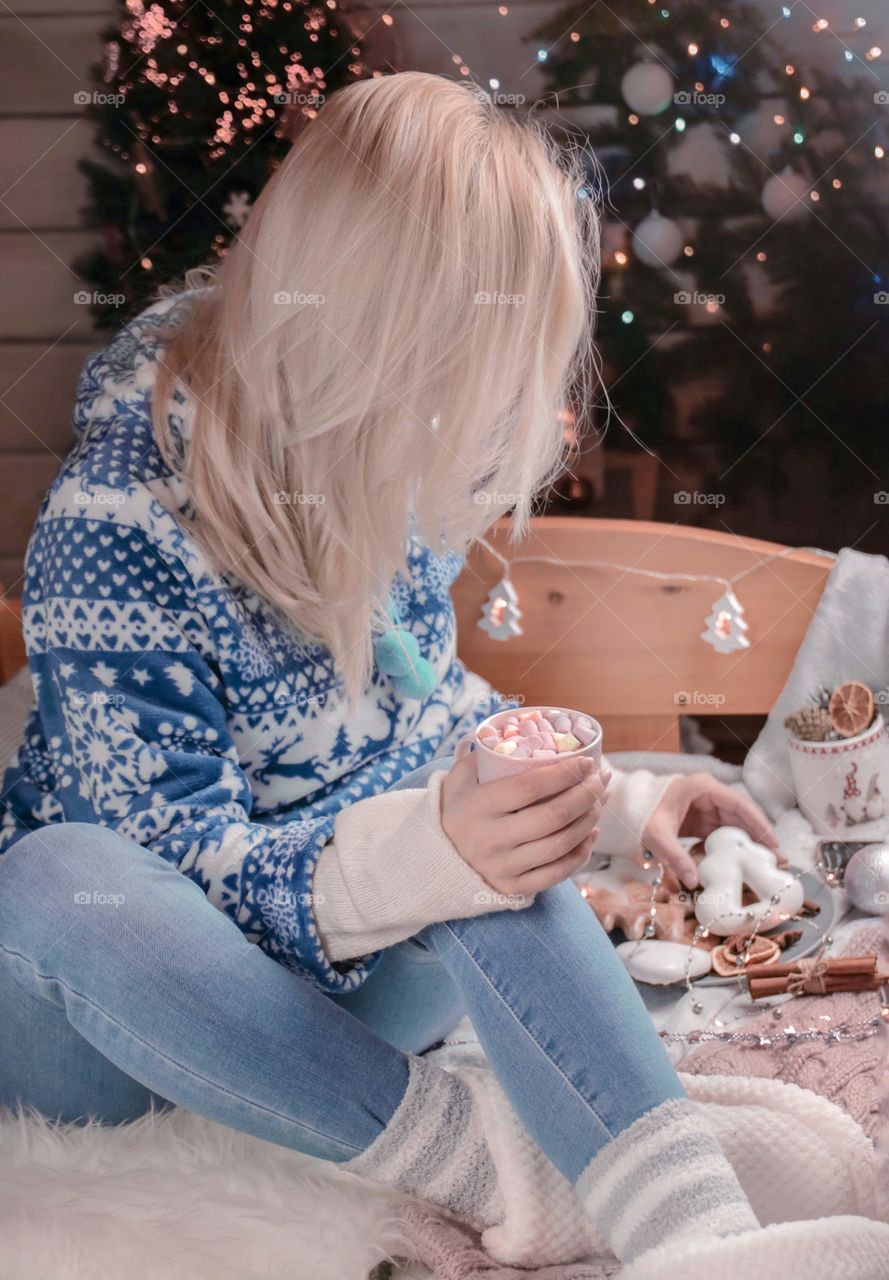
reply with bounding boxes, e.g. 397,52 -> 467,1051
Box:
223,190 -> 252,229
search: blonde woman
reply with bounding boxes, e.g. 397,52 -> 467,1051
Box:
0,74 -> 882,1278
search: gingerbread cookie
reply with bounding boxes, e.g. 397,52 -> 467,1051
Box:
580,881 -> 690,943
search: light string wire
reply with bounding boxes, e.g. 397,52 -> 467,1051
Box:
476,535 -> 836,594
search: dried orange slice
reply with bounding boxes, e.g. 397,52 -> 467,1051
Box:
828,680 -> 874,738
711,934 -> 780,977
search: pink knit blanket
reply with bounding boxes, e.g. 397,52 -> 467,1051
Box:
678,922 -> 889,1143
389,1202 -> 618,1280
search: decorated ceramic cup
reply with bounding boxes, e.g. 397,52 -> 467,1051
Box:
456,705 -> 603,783
787,712 -> 889,837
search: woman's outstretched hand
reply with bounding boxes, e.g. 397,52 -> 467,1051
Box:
641,772 -> 782,893
441,755 -> 610,901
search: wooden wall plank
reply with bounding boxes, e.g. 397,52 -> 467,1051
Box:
5,3 -> 107,13
0,342 -> 91,452
0,119 -> 91,230
0,231 -> 103,339
0,453 -> 59,566
0,16 -> 104,116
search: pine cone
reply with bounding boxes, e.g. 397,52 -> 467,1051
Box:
784,705 -> 832,741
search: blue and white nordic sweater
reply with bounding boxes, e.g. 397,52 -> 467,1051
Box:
0,297 -> 504,992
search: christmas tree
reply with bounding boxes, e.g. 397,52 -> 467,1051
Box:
77,0 -> 374,328
530,2 -> 889,548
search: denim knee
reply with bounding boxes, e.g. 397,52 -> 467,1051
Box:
0,823 -> 161,964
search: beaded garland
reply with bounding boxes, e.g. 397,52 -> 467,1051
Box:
660,1016 -> 885,1049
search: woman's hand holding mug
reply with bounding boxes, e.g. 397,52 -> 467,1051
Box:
441,706 -> 608,899
441,754 -> 611,900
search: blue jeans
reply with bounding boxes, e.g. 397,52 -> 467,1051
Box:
0,760 -> 683,1183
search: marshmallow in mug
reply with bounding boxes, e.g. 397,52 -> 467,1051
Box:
478,708 -> 598,760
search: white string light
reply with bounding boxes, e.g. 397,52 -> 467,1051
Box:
475,536 -> 834,654
477,536 -> 833,593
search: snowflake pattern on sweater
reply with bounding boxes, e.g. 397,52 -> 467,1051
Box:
0,297 -> 504,991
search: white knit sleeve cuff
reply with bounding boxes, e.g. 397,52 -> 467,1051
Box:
593,759 -> 674,859
312,770 -> 528,963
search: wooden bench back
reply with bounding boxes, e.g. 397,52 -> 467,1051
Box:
452,517 -> 833,753
0,519 -> 834,754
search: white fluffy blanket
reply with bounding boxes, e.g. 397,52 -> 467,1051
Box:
1,1052 -> 884,1280
0,1104 -> 413,1280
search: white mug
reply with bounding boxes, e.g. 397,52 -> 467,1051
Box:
455,705 -> 603,783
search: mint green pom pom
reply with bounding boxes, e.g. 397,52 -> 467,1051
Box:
373,626 -> 436,699
373,628 -> 421,677
390,657 -> 437,699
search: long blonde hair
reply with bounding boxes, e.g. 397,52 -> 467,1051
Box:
154,72 -> 598,702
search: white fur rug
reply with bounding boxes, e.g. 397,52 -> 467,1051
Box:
3,1062 -> 884,1280
0,1105 -> 416,1280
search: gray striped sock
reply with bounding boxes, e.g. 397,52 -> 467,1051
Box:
577,1097 -> 758,1263
344,1055 -> 504,1231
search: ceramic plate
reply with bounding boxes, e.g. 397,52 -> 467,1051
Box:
579,862 -> 840,988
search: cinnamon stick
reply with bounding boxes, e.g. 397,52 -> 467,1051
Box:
745,954 -> 876,981
748,974 -> 883,1000
749,977 -> 792,998
823,955 -> 877,975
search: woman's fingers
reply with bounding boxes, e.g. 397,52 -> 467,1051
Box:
674,776 -> 784,867
497,809 -> 601,876
512,834 -> 598,895
644,825 -> 701,891
709,786 -> 782,859
717,793 -> 778,848
498,772 -> 609,846
484,756 -> 602,814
